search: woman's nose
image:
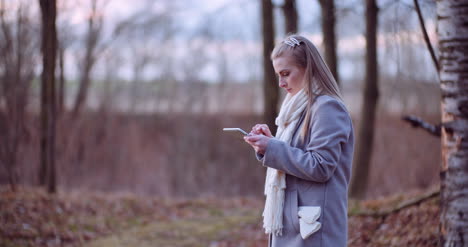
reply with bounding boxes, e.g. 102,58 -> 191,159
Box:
279,81 -> 287,88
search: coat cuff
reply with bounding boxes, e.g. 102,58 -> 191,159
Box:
262,138 -> 284,169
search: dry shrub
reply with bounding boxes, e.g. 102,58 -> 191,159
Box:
1,110 -> 439,199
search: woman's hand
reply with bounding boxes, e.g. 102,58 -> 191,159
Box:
250,124 -> 273,137
244,134 -> 271,155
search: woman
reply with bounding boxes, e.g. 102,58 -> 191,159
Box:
244,35 -> 354,247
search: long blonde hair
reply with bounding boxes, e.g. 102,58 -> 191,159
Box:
271,34 -> 342,139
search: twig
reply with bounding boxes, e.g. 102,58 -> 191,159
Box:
402,115 -> 441,137
413,0 -> 439,72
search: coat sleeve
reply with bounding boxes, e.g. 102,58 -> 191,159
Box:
261,98 -> 352,183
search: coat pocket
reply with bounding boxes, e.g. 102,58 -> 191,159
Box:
298,206 -> 321,239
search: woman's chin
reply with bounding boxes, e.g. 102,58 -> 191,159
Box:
288,89 -> 299,96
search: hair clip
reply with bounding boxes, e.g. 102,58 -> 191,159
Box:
284,37 -> 301,47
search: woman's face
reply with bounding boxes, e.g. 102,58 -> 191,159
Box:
272,54 -> 306,96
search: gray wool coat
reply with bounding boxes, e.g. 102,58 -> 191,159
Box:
256,95 -> 354,247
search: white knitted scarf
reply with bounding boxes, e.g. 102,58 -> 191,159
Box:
263,88 -> 308,236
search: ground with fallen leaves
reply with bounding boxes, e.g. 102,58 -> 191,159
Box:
0,186 -> 439,247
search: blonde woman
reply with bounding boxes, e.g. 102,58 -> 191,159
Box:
244,35 -> 354,247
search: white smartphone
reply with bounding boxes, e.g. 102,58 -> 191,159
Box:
223,128 -> 249,137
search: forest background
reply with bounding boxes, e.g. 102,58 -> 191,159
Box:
0,0 -> 440,198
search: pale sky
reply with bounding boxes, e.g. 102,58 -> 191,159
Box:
7,0 -> 437,83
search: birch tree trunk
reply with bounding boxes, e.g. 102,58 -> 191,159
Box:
437,0 -> 468,245
349,0 -> 379,199
261,0 -> 278,135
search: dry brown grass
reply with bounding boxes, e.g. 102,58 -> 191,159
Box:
0,186 -> 438,247
1,110 -> 440,199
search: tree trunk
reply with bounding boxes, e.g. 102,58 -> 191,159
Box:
39,0 -> 57,193
349,0 -> 378,199
261,0 -> 278,135
57,44 -> 65,113
319,0 -> 339,85
437,0 -> 468,245
72,0 -> 100,118
72,49 -> 94,117
282,0 -> 298,34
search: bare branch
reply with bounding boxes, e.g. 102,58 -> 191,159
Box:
350,188 -> 440,217
413,0 -> 439,72
402,115 -> 441,137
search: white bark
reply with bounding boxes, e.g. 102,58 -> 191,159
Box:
437,0 -> 468,246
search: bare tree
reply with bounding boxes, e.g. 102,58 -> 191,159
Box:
56,19 -> 74,114
71,0 -> 104,117
98,49 -> 122,112
349,0 -> 379,199
262,0 -> 278,135
437,0 -> 468,245
129,43 -> 151,111
318,0 -> 339,85
39,0 -> 58,193
282,0 -> 298,34
0,1 -> 36,191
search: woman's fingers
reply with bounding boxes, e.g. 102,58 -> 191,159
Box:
244,134 -> 269,155
251,124 -> 271,136
244,136 -> 259,153
245,135 -> 265,146
251,124 -> 262,135
244,136 -> 255,146
244,135 -> 262,143
251,124 -> 259,131
261,126 -> 272,137
250,126 -> 258,135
